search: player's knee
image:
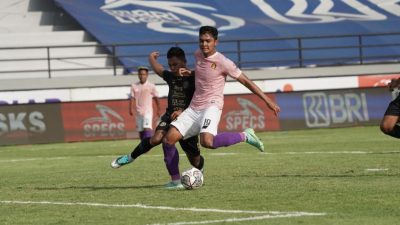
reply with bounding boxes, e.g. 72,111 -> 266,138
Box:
163,132 -> 180,146
150,133 -> 163,146
200,138 -> 214,149
380,124 -> 393,134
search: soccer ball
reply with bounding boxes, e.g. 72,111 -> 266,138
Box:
181,167 -> 204,190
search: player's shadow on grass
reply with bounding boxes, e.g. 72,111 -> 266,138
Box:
35,184 -> 163,191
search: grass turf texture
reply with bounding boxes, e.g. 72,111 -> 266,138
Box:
0,126 -> 399,225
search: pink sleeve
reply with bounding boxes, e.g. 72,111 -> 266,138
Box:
130,84 -> 135,99
223,56 -> 242,79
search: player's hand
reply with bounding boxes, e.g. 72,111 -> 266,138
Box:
178,68 -> 191,76
267,102 -> 280,116
149,51 -> 160,60
170,109 -> 183,120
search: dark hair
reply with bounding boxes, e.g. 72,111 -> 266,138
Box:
137,66 -> 149,73
199,26 -> 218,40
167,46 -> 186,63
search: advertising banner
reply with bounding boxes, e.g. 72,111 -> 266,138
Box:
220,94 -> 280,132
276,87 -> 391,130
62,100 -> 135,142
0,103 -> 64,145
61,100 -> 167,142
358,74 -> 400,88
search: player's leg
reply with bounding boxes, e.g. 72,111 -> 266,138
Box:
380,96 -> 400,138
179,136 -> 204,172
162,140 -> 182,189
198,106 -> 264,151
164,107 -> 200,146
140,114 -> 153,140
162,126 -> 185,189
154,117 -> 182,189
111,116 -> 166,168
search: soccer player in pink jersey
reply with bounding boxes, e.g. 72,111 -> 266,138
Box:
130,66 -> 161,140
163,26 -> 280,169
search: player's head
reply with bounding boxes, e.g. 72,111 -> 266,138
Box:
167,46 -> 187,74
199,26 -> 218,57
137,66 -> 149,84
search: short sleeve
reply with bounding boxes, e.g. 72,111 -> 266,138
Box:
223,56 -> 242,79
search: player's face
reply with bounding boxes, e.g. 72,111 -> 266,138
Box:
168,57 -> 186,74
138,70 -> 148,84
199,33 -> 217,57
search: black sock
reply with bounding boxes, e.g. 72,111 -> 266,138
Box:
388,125 -> 400,139
130,138 -> 153,159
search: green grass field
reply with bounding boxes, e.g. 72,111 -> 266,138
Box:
0,126 -> 399,225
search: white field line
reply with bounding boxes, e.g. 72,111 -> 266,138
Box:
264,151 -> 400,155
0,200 -> 326,225
365,168 -> 389,171
0,157 -> 68,163
149,212 -> 326,225
0,200 -> 286,214
2,151 -> 399,163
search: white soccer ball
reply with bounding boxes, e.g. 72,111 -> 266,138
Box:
181,167 -> 204,190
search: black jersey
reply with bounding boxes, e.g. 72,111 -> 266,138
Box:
162,70 -> 195,114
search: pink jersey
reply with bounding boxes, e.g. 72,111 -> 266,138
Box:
189,49 -> 242,110
131,81 -> 159,116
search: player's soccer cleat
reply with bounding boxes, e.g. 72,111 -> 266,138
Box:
110,155 -> 133,168
244,128 -> 264,152
164,181 -> 184,190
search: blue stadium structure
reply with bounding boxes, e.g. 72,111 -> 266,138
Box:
55,0 -> 400,70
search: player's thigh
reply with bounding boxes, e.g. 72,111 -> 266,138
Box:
170,108 -> 201,139
164,126 -> 184,145
199,105 -> 222,136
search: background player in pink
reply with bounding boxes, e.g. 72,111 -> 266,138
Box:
163,26 -> 280,169
130,66 -> 161,140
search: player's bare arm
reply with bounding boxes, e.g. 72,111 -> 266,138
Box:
129,97 -> 135,116
148,51 -> 164,78
236,73 -> 280,116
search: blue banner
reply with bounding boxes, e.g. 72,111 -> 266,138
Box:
276,88 -> 391,130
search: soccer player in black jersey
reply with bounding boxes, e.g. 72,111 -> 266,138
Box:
111,47 -> 202,189
380,78 -> 400,139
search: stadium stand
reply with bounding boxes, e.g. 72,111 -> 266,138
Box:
1,0 -> 400,92
0,0 -> 124,82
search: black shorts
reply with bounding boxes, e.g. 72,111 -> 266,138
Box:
156,112 -> 200,156
385,95 -> 400,116
155,112 -> 173,132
